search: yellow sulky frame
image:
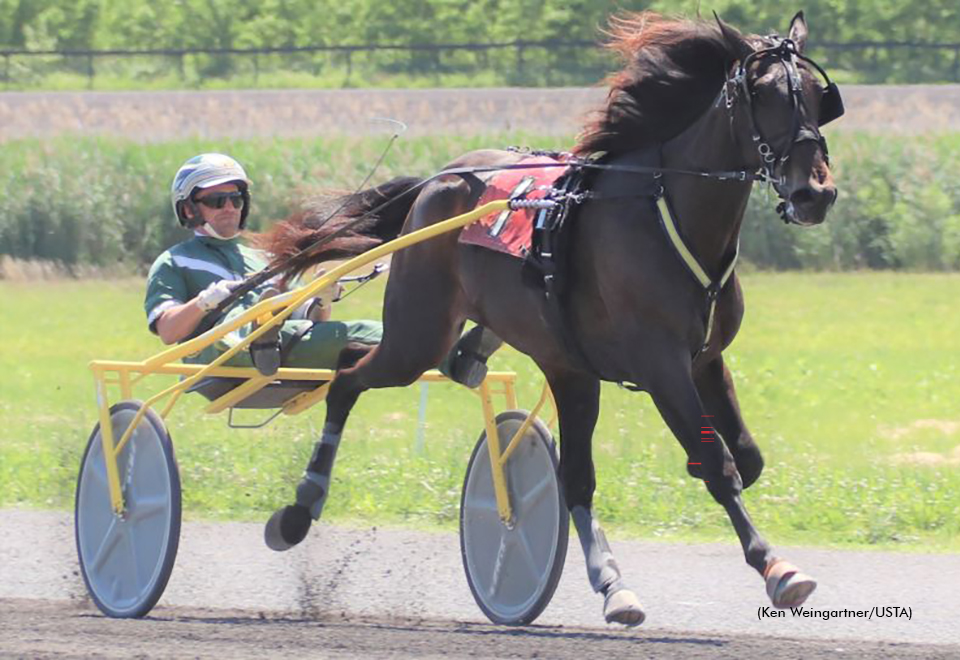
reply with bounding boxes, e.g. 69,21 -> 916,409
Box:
90,199 -> 556,528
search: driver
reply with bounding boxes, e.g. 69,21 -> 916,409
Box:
144,153 -> 381,373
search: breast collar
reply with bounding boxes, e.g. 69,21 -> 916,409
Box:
652,188 -> 738,361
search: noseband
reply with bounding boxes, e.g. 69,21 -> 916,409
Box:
720,38 -> 845,211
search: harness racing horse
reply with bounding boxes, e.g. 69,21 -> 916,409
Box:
258,12 -> 842,625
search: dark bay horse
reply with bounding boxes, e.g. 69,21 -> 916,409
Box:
258,11 -> 841,625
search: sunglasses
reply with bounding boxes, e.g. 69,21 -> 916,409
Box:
195,191 -> 244,210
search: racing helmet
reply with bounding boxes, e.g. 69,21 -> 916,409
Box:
170,153 -> 252,229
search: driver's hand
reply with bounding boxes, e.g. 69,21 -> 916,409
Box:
196,279 -> 243,311
312,268 -> 343,307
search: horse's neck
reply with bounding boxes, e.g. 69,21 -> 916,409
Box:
661,109 -> 753,277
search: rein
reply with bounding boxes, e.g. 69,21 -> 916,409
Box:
192,157 -> 773,336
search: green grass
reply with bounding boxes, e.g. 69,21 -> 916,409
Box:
1,273 -> 959,551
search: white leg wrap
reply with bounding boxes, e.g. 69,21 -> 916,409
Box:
571,505 -> 622,593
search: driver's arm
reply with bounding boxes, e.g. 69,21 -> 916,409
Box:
155,300 -> 207,345
153,279 -> 242,344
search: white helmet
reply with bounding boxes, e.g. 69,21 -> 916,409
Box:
170,153 -> 252,229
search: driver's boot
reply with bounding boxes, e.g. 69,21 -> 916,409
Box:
250,287 -> 283,376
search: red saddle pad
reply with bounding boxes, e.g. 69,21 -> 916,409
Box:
459,156 -> 569,259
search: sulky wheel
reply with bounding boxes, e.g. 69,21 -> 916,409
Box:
75,401 -> 181,618
460,410 -> 568,625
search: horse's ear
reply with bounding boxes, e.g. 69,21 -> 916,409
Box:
788,11 -> 808,53
713,12 -> 753,62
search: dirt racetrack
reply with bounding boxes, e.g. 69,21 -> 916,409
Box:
2,510 -> 959,658
2,85 -> 959,142
4,599 -> 956,660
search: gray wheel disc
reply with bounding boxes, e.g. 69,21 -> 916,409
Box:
75,401 -> 181,618
460,410 -> 568,625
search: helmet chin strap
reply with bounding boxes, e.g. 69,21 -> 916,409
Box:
201,222 -> 240,240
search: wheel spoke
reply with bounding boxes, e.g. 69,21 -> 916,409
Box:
88,456 -> 109,490
519,473 -> 554,514
111,574 -> 122,602
516,527 -> 543,581
123,524 -> 142,592
487,534 -> 510,599
90,517 -> 123,573
128,494 -> 168,523
464,494 -> 499,515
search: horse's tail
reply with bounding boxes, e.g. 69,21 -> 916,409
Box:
252,175 -> 424,279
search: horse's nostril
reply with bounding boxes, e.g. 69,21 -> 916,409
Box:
790,186 -> 837,208
789,188 -> 815,207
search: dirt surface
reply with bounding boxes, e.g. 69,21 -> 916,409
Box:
2,510 -> 959,658
3,599 -> 955,660
2,85 -> 959,142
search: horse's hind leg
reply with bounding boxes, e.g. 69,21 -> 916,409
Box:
694,354 -> 764,489
264,343 -> 379,552
266,178 -> 472,551
649,353 -> 817,609
544,367 -> 645,626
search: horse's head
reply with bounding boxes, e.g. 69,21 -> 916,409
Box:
718,12 -> 842,226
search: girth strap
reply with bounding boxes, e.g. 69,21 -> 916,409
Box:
654,195 -> 739,359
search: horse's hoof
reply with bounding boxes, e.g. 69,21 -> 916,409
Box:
765,559 -> 817,608
264,504 -> 312,551
604,588 -> 646,626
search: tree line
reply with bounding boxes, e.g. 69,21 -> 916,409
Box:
2,0 -> 959,84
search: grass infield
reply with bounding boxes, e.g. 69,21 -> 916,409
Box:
1,272 -> 958,550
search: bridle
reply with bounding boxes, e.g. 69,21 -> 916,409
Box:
719,37 -> 845,221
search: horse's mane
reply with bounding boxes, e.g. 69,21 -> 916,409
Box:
575,12 -> 747,156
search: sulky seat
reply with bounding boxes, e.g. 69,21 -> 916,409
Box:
186,376 -> 327,409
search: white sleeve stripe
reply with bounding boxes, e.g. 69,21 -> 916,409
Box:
147,299 -> 182,326
171,255 -> 240,281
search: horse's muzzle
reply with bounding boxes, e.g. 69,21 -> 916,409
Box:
784,182 -> 838,226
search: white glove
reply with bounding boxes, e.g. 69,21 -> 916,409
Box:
316,281 -> 344,306
291,286 -> 343,322
196,279 -> 243,311
290,270 -> 344,321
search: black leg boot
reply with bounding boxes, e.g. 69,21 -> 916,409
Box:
438,325 -> 504,389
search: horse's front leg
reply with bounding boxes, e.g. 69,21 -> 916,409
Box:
694,354 -> 764,488
544,368 -> 645,626
650,354 -> 817,609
